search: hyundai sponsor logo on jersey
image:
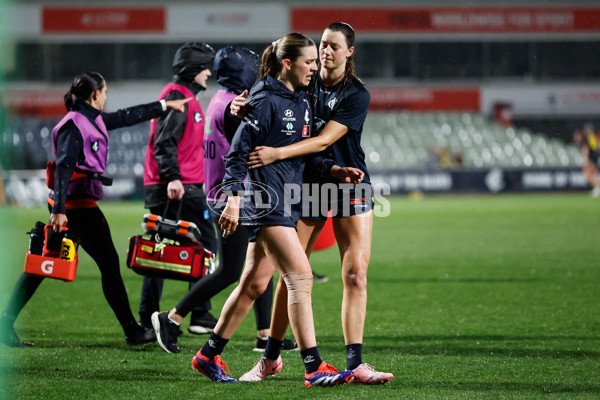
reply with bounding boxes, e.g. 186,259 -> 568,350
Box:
282,109 -> 295,121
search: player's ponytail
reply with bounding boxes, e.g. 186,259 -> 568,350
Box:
259,43 -> 280,79
64,72 -> 105,111
260,33 -> 316,79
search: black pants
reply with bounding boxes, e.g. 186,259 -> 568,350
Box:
139,196 -> 218,319
2,207 -> 138,331
174,222 -> 273,331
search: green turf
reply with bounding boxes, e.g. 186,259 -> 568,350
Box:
1,193 -> 599,399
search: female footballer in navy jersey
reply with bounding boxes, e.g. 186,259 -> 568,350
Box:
238,22 -> 394,384
190,32 -> 363,386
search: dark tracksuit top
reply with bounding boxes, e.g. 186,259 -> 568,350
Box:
222,75 -> 313,228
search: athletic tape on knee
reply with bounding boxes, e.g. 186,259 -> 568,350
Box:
282,272 -> 313,305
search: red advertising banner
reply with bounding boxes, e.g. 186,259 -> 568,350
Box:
43,7 -> 165,33
1,88 -> 480,116
292,7 -> 600,33
1,90 -> 66,118
368,87 -> 480,112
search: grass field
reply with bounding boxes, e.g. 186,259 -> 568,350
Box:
0,193 -> 599,399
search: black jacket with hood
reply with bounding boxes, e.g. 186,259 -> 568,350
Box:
222,75 -> 313,227
144,42 -> 215,207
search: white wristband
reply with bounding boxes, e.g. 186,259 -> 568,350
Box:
159,99 -> 167,111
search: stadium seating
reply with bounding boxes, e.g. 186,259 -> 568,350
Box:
361,112 -> 582,171
0,113 -> 582,174
0,120 -> 149,176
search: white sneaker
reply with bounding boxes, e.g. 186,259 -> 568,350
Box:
592,186 -> 600,198
351,363 -> 394,384
239,356 -> 283,382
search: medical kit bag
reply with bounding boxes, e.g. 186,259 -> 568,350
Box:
126,200 -> 215,281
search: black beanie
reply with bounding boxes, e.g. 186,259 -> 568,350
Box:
172,42 -> 216,82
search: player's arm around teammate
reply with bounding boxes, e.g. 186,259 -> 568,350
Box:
236,22 -> 394,384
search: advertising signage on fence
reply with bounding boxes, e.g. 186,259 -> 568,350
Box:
292,7 -> 600,34
481,85 -> 600,116
2,168 -> 592,207
368,87 -> 480,112
43,7 -> 166,33
370,168 -> 589,194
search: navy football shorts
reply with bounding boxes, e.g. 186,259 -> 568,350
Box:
300,182 -> 374,221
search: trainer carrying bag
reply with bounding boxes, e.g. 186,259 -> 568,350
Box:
126,200 -> 215,281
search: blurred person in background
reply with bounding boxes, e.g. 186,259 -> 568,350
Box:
579,123 -> 600,197
0,71 -> 190,347
0,168 -> 5,204
140,42 -> 219,335
236,22 -> 394,384
150,45 -> 296,354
